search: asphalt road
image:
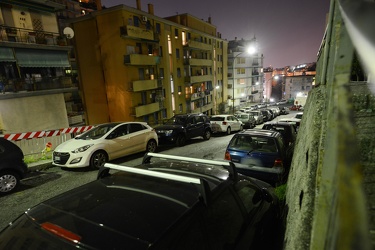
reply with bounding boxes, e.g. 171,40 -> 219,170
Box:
0,109 -> 298,230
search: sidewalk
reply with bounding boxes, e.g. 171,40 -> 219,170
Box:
27,159 -> 53,172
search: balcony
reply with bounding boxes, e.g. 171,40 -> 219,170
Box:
185,75 -> 212,84
135,102 -> 160,117
0,25 -> 70,47
120,25 -> 157,42
124,54 -> 160,65
184,58 -> 212,66
184,39 -> 212,51
132,79 -> 161,92
0,76 -> 76,96
191,102 -> 213,113
188,90 -> 212,101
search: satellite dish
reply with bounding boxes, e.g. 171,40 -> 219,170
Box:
63,27 -> 75,39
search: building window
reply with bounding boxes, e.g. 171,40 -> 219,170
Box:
302,86 -> 305,90
136,43 -> 142,54
179,103 -> 183,112
156,23 -> 161,34
159,68 -> 164,78
176,48 -> 180,59
177,68 -> 181,77
237,68 -> 245,74
175,28 -> 178,38
133,16 -> 140,27
168,35 -> 172,54
159,46 -> 163,57
148,45 -> 153,55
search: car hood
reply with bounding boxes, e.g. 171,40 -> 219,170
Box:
155,124 -> 184,131
54,138 -> 100,152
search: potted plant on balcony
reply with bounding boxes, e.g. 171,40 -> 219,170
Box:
56,35 -> 66,45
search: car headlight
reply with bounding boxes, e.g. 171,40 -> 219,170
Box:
72,144 -> 94,153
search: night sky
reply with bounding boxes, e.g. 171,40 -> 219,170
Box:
101,0 -> 331,68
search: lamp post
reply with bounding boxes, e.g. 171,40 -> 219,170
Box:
231,47 -> 256,114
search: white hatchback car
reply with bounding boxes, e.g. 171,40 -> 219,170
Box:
210,115 -> 243,135
53,122 -> 158,169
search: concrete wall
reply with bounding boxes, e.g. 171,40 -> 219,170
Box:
0,93 -> 69,134
283,1 -> 372,249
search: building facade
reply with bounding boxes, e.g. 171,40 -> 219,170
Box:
227,37 -> 263,110
0,0 -> 82,134
71,3 -> 228,125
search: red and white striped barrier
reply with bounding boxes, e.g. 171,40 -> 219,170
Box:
3,125 -> 93,141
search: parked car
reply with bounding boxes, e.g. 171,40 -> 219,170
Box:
262,121 -> 298,147
224,129 -> 292,185
53,122 -> 158,169
260,110 -> 273,122
248,110 -> 264,124
0,138 -> 28,194
279,112 -> 303,129
210,115 -> 243,135
276,99 -> 288,105
155,113 -> 211,146
0,153 -> 281,249
289,105 -> 303,111
279,106 -> 290,115
235,113 -> 256,129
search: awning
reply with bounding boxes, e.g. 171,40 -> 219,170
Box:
15,48 -> 70,67
0,47 -> 15,62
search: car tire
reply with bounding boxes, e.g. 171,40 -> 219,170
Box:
226,127 -> 231,135
146,139 -> 157,152
90,150 -> 108,169
176,135 -> 186,147
0,170 -> 20,194
203,129 -> 211,140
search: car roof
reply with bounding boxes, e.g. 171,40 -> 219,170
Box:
27,153 -> 242,248
235,129 -> 281,138
263,121 -> 296,126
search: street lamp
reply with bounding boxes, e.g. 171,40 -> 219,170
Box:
231,46 -> 256,114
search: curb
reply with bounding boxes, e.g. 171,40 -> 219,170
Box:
27,160 -> 53,172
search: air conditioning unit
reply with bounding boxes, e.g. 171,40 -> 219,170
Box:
142,16 -> 147,22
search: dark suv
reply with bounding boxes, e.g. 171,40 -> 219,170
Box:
0,138 -> 28,194
0,153 -> 281,249
155,113 -> 212,146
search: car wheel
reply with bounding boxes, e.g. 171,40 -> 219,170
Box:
226,127 -> 231,135
0,170 -> 20,194
146,139 -> 157,152
176,135 -> 186,147
203,129 -> 211,140
90,151 -> 108,169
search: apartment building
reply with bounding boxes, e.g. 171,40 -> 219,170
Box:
267,63 -> 316,102
228,37 -> 264,108
70,2 -> 228,125
0,0 -> 81,134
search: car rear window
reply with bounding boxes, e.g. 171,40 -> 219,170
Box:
229,135 -> 277,152
210,117 -> 225,121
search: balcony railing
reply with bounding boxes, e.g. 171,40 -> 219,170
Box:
0,76 -> 77,94
0,25 -> 69,46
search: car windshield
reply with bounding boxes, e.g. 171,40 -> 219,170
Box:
229,135 -> 277,153
236,114 -> 249,119
249,112 -> 258,116
76,123 -> 119,140
164,116 -> 187,125
210,117 -> 225,121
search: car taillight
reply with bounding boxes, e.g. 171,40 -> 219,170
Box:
224,151 -> 231,160
274,158 -> 284,168
41,222 -> 82,243
222,121 -> 227,125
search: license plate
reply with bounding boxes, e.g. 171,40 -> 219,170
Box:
55,156 -> 60,161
